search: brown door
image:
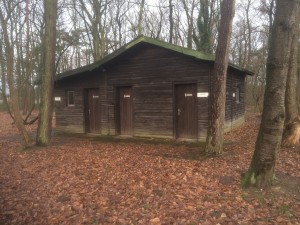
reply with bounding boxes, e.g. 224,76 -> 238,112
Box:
175,84 -> 197,139
86,88 -> 100,133
119,87 -> 133,135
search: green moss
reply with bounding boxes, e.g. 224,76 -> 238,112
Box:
142,204 -> 152,210
91,135 -> 205,148
242,169 -> 276,188
140,36 -> 215,61
241,171 -> 256,188
250,173 -> 256,184
224,116 -> 245,132
55,125 -> 84,133
278,204 -> 293,217
240,192 -> 249,200
56,35 -> 253,80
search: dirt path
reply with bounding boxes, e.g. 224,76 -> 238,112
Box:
0,112 -> 299,224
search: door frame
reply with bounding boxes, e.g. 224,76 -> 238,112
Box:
84,88 -> 100,133
116,86 -> 134,136
173,83 -> 198,139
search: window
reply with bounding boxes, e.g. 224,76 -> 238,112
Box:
236,86 -> 241,103
67,91 -> 75,106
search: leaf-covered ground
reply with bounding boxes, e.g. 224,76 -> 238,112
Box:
0,112 -> 299,224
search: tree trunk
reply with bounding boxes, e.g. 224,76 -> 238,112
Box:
36,0 -> 57,146
0,10 -> 32,148
0,41 -> 8,108
198,0 -> 212,53
22,0 -> 31,116
245,0 -> 252,67
181,0 -> 196,49
242,0 -> 299,188
137,0 -> 145,36
284,7 -> 299,124
205,0 -> 235,155
282,5 -> 300,147
169,0 -> 174,44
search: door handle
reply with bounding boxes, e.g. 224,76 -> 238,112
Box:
177,108 -> 181,116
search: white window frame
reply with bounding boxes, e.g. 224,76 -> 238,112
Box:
67,91 -> 75,106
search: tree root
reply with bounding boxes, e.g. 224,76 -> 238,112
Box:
242,168 -> 275,188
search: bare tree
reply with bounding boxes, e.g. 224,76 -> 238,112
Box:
36,0 -> 58,146
169,0 -> 174,43
73,0 -> 110,61
0,1 -> 32,147
0,40 -> 8,108
281,6 -> 300,147
180,0 -> 197,48
242,0 -> 299,188
137,0 -> 146,36
232,0 -> 275,112
205,0 -> 235,155
193,0 -> 220,53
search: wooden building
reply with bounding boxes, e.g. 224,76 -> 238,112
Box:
54,36 -> 253,141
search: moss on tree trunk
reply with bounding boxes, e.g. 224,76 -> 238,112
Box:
243,0 -> 299,188
36,0 -> 57,146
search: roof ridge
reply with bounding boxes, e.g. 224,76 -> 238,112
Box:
55,36 -> 253,80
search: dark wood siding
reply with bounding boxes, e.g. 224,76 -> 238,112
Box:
54,73 -> 102,133
102,45 -> 210,139
54,43 -> 247,140
231,70 -> 246,121
224,68 -> 246,131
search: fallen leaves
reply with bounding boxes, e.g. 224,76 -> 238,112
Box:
150,217 -> 161,224
0,111 -> 299,224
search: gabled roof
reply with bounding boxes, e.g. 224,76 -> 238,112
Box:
55,35 -> 254,81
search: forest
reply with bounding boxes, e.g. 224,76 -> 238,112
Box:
1,0 -> 276,112
0,0 -> 300,224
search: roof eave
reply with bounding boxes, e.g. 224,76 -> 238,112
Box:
55,35 -> 254,81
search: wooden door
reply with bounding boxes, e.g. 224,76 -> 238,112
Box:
119,87 -> 133,135
175,84 -> 197,139
86,88 -> 100,133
